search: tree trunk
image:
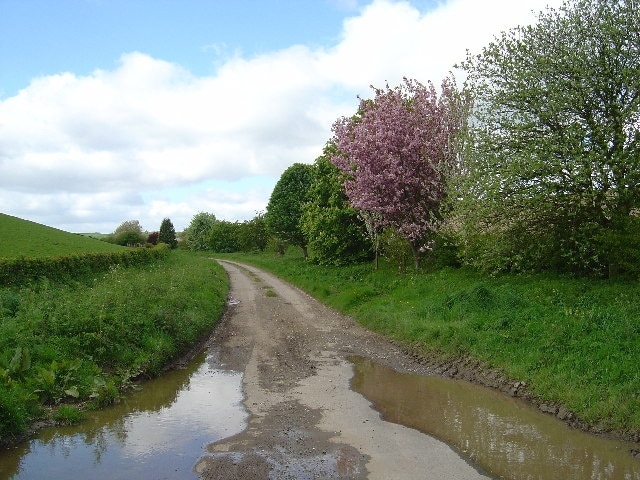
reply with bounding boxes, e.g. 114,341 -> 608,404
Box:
411,243 -> 421,271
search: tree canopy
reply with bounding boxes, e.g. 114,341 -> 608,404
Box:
456,0 -> 640,275
184,212 -> 217,251
158,218 -> 178,249
301,145 -> 371,265
112,219 -> 145,246
265,163 -> 315,257
331,77 -> 470,268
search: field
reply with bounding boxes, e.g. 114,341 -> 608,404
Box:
0,213 -> 124,259
220,250 -> 640,438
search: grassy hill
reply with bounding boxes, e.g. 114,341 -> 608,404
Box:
0,213 -> 124,259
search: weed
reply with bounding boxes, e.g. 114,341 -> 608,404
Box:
0,250 -> 228,440
53,405 -> 85,426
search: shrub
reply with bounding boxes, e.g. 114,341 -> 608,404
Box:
115,230 -> 146,247
0,384 -> 30,441
147,231 -> 159,245
53,405 -> 85,425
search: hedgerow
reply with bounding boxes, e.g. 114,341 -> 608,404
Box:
0,244 -> 170,286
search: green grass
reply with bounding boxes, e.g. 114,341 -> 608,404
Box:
220,250 -> 640,435
53,405 -> 86,426
0,213 -> 124,259
0,250 -> 228,444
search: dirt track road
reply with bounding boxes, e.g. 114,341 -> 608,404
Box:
194,260 -> 489,479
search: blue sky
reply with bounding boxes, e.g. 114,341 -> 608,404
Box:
0,0 -> 561,233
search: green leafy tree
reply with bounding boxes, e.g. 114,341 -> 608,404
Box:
265,163 -> 315,258
158,218 -> 178,249
184,212 -> 217,251
112,219 -> 145,246
207,221 -> 239,253
301,145 -> 372,265
457,0 -> 640,275
237,212 -> 270,252
114,220 -> 143,236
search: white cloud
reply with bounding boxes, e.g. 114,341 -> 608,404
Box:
0,0 -> 562,233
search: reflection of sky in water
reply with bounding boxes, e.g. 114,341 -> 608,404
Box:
350,357 -> 640,480
6,357 -> 247,480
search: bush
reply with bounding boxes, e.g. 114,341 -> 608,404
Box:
147,231 -> 159,245
0,384 -> 30,442
379,228 -> 413,272
114,230 -> 146,247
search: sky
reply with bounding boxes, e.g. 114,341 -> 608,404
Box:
0,0 -> 564,234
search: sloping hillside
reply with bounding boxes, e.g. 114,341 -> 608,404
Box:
0,213 -> 124,259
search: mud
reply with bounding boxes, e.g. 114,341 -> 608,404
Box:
194,260 -> 490,479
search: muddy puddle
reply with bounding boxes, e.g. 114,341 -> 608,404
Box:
350,356 -> 640,480
0,351 -> 247,480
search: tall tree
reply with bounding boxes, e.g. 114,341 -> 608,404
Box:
301,144 -> 372,266
207,220 -> 239,253
237,212 -> 270,252
158,218 -> 178,249
184,212 -> 217,251
265,163 -> 315,258
457,0 -> 640,275
331,77 -> 470,269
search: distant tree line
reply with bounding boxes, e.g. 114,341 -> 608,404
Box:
104,218 -> 178,249
182,212 -> 270,254
181,0 -> 640,278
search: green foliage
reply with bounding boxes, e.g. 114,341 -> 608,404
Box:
0,244 -> 170,287
53,405 -> 85,426
225,251 -> 640,434
181,212 -> 271,254
114,230 -> 146,247
301,148 -> 372,266
207,220 -> 240,253
32,359 -> 83,405
236,213 -> 270,252
0,383 -> 30,441
0,213 -> 125,259
456,0 -> 640,275
184,212 -> 217,251
158,218 -> 178,249
379,228 -> 413,272
0,250 -> 228,440
113,220 -> 143,237
265,163 -> 315,257
0,291 -> 20,317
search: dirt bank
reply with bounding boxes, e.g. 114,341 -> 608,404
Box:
194,260 -> 491,479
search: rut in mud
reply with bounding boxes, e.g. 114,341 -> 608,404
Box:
194,260 -> 491,479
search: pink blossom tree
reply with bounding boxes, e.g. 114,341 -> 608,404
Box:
331,77 -> 469,269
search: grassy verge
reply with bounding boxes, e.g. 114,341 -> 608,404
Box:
220,250 -> 640,436
0,251 -> 228,444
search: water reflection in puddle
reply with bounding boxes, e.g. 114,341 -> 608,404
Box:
350,356 -> 640,480
0,352 -> 247,480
